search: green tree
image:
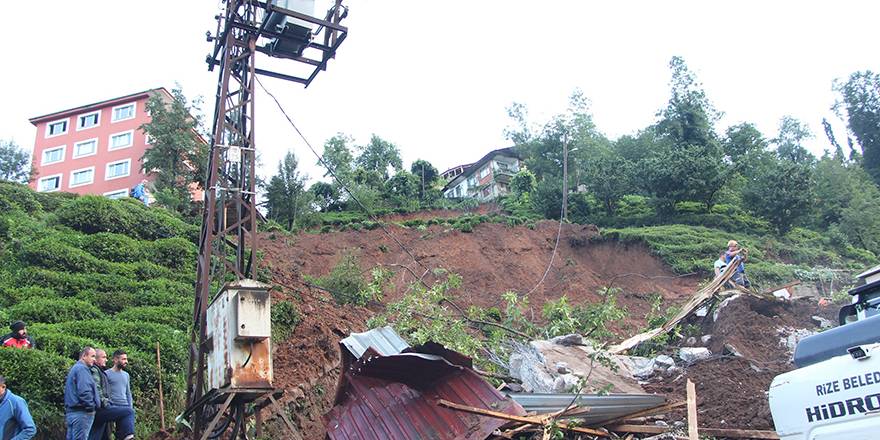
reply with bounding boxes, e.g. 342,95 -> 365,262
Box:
835,71 -> 880,183
410,159 -> 439,201
0,139 -> 32,183
355,135 -> 402,180
320,133 -> 355,179
310,181 -> 340,212
742,117 -> 815,233
583,148 -> 633,215
265,151 -> 311,230
645,56 -> 729,212
139,87 -> 207,213
384,171 -> 420,209
510,169 -> 537,196
723,123 -> 768,165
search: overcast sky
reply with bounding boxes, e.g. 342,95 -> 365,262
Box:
2,1 -> 879,183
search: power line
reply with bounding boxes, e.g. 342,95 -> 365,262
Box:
255,76 -> 427,274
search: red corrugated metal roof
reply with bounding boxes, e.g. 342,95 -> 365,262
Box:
326,348 -> 525,440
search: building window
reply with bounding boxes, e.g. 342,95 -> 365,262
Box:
46,119 -> 69,138
37,174 -> 62,192
77,111 -> 100,130
479,166 -> 491,179
70,167 -> 95,188
111,103 -> 136,122
41,146 -> 66,165
104,189 -> 129,199
109,131 -> 134,150
467,176 -> 477,187
73,139 -> 98,158
106,159 -> 131,180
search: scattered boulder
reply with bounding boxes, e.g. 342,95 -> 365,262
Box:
778,327 -> 816,353
553,373 -> 581,392
685,336 -> 698,347
654,355 -> 676,370
508,343 -> 556,392
723,343 -> 743,357
811,315 -> 833,329
679,347 -> 712,364
550,333 -> 584,346
701,334 -> 712,345
555,361 -> 572,374
616,355 -> 656,379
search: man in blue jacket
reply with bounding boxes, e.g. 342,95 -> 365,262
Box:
0,375 -> 36,440
64,347 -> 100,440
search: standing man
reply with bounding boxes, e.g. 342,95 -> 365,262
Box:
0,322 -> 34,349
65,347 -> 100,440
0,375 -> 36,440
724,240 -> 751,288
104,351 -> 133,409
89,351 -> 134,440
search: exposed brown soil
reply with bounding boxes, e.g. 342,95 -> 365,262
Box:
644,296 -> 839,431
259,220 -> 702,438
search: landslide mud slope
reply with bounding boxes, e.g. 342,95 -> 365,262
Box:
259,220 -> 702,438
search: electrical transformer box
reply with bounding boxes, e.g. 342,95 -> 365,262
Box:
206,279 -> 273,392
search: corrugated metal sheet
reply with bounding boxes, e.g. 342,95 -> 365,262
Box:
340,326 -> 410,358
507,392 -> 666,425
326,348 -> 526,440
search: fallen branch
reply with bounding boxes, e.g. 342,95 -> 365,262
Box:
605,424 -> 779,439
596,401 -> 687,427
437,399 -> 607,437
442,298 -> 532,339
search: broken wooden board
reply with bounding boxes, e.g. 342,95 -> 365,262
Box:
437,399 -> 607,437
609,256 -> 742,354
605,424 -> 780,439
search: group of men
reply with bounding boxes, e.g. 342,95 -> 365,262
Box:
0,319 -> 136,440
714,239 -> 751,288
64,347 -> 135,440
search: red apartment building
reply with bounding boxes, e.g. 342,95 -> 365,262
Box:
28,88 -> 172,199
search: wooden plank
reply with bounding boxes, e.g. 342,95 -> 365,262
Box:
610,259 -> 741,354
606,425 -> 779,439
437,399 -> 608,437
597,401 -> 687,426
687,379 -> 698,440
700,428 -> 780,439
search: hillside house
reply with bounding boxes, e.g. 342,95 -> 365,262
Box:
442,147 -> 521,201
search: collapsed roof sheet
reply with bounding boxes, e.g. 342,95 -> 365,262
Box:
340,325 -> 410,358
326,346 -> 526,440
507,392 -> 666,425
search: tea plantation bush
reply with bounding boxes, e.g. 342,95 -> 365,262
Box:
8,298 -> 104,324
0,185 -> 198,438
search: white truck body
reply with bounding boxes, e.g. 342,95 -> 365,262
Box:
769,342 -> 880,439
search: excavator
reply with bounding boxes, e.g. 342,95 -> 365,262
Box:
769,265 -> 880,439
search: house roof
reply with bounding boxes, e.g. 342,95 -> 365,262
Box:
29,87 -> 171,124
326,339 -> 525,440
442,147 -> 520,192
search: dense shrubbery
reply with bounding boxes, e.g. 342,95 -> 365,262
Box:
8,298 -> 104,324
598,224 -> 876,287
0,348 -> 71,433
0,185 -> 196,438
56,196 -> 198,241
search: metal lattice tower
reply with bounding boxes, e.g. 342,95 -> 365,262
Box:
184,1 -> 347,438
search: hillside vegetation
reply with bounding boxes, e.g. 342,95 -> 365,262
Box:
0,182 -> 196,438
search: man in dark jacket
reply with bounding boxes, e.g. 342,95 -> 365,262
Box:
0,322 -> 34,350
88,350 -> 134,440
64,347 -> 100,440
0,375 -> 36,440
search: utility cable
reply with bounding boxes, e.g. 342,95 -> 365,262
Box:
255,76 -> 428,274
525,188 -> 565,296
